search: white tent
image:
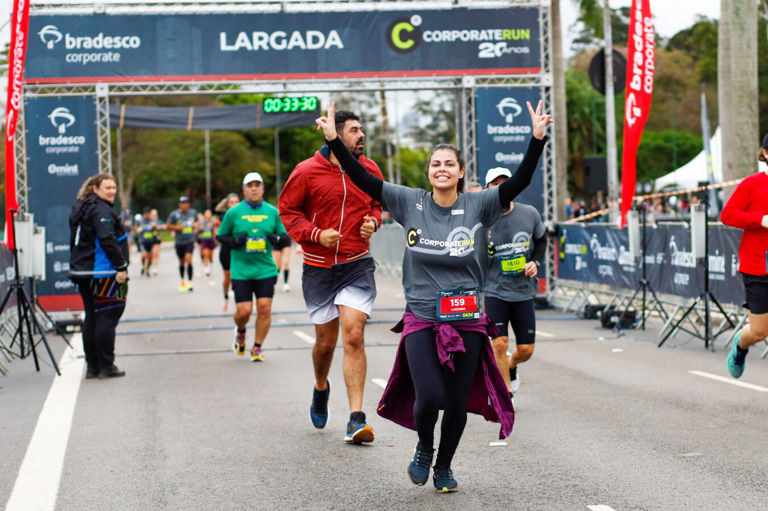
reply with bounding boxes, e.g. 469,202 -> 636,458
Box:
653,128 -> 722,191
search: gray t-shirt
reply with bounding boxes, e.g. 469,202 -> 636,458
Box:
167,208 -> 198,245
484,203 -> 545,302
381,183 -> 504,322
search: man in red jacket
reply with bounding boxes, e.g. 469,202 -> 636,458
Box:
279,109 -> 383,443
721,135 -> 768,379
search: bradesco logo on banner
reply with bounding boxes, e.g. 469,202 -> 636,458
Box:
476,87 -> 544,213
25,8 -> 540,82
26,96 -> 98,302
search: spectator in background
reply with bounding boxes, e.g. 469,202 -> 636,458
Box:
564,197 -> 573,219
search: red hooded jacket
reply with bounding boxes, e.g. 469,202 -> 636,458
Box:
278,146 -> 383,267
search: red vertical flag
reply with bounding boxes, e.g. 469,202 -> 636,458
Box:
620,0 -> 655,226
4,0 -> 31,249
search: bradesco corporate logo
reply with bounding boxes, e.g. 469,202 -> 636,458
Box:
38,107 -> 84,176
386,14 -> 532,58
38,24 -> 142,65
487,97 -> 531,165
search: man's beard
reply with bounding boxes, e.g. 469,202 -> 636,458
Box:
350,140 -> 364,157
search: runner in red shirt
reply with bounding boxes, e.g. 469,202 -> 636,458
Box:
721,134 -> 768,378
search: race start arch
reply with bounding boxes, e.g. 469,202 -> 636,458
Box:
18,0 -> 555,308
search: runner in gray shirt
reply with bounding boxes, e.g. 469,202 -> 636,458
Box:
316,100 -> 551,493
167,196 -> 198,292
483,167 -> 547,402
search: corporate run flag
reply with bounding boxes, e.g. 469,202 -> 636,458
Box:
620,0 -> 655,226
4,0 -> 30,249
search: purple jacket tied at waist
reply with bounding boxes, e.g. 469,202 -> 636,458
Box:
376,312 -> 515,439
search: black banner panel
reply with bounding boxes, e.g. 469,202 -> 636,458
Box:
26,8 -> 541,83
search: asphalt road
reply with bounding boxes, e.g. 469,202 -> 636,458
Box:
2,244 -> 768,511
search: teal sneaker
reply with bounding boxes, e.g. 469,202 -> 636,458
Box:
433,467 -> 458,493
407,443 -> 433,486
727,331 -> 746,379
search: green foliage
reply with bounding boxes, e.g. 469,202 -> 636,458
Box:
398,146 -> 431,190
623,129 -> 703,184
408,91 -> 457,146
666,17 -> 718,84
571,5 -> 631,52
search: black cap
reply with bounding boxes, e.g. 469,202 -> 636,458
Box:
143,206 -> 151,213
763,133 -> 768,149
179,195 -> 190,203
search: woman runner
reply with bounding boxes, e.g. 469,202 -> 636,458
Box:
196,209 -> 219,277
315,100 -> 551,492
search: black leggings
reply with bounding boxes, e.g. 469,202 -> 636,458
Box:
404,328 -> 484,468
76,278 -> 127,370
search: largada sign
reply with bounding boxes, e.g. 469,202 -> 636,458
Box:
25,8 -> 540,83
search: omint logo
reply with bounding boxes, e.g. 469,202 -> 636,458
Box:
387,15 -> 422,53
496,97 -> 522,124
48,107 -> 75,134
39,25 -> 63,49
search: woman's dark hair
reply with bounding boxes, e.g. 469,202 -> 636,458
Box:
428,144 -> 466,193
759,133 -> 768,163
77,173 -> 115,200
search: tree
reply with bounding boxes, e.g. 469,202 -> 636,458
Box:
719,0 -> 758,196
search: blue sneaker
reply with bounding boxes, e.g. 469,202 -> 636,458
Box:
407,443 -> 433,486
433,467 -> 458,493
344,411 -> 374,444
310,381 -> 330,429
727,331 -> 746,379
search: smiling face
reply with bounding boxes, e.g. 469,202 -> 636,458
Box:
93,178 -> 117,202
226,195 -> 240,209
428,148 -> 464,192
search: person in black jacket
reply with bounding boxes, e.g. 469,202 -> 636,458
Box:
69,173 -> 129,379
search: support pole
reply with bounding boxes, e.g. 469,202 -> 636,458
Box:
204,129 -> 211,209
603,1 -> 619,222
274,127 -> 281,196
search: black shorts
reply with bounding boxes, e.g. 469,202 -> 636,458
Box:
742,273 -> 768,314
219,244 -> 231,271
175,242 -> 195,259
485,297 -> 536,344
232,276 -> 277,303
272,235 -> 292,251
140,240 -> 156,253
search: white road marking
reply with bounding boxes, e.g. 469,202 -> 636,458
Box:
489,440 -> 511,447
371,378 -> 388,389
6,337 -> 85,511
535,330 -> 555,338
688,370 -> 768,392
612,348 -> 624,353
292,330 -> 315,345
588,506 -> 617,511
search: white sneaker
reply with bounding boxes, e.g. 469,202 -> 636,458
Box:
282,283 -> 291,292
509,367 -> 520,393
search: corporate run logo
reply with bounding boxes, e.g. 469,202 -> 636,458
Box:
386,13 -> 532,57
49,107 -> 75,134
406,224 -> 482,258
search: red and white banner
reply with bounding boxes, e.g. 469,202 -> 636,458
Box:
620,0 -> 655,226
4,0 -> 31,249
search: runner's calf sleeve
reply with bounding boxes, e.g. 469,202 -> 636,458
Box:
284,269 -> 290,283
179,265 -> 185,279
187,264 -> 193,280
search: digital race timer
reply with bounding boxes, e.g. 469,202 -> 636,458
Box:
263,96 -> 319,113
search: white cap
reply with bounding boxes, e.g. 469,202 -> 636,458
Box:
484,167 -> 512,186
243,172 -> 263,185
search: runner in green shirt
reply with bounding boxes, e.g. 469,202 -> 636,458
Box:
217,172 -> 288,362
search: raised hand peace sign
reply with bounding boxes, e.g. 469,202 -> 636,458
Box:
527,100 -> 553,140
315,101 -> 337,141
